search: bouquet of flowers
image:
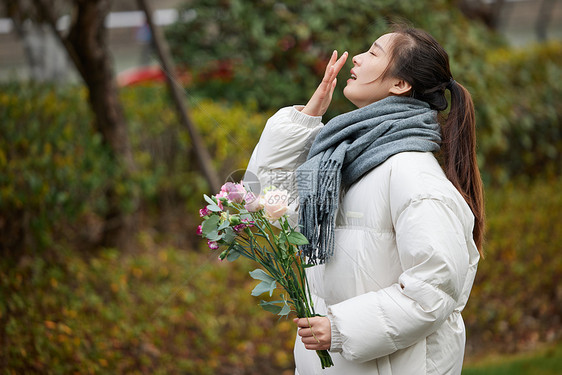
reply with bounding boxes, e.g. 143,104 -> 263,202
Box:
197,181 -> 334,369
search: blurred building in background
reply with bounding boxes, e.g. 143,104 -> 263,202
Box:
0,0 -> 560,83
0,0 -> 184,82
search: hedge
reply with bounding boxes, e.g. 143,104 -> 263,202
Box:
474,42 -> 562,183
0,84 -> 269,252
464,176 -> 562,356
1,176 -> 560,373
165,0 -> 562,183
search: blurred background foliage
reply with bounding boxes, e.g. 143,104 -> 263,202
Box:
165,0 -> 561,183
0,83 -> 269,252
165,0 -> 504,115
1,0 -> 561,373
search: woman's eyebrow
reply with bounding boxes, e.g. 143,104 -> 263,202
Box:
373,42 -> 385,53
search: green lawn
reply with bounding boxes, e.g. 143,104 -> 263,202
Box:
463,343 -> 562,375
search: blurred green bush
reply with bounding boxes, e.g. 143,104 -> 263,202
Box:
475,42 -> 562,183
165,0 -> 561,183
120,85 -> 267,207
0,84 -> 118,251
165,0 -> 503,116
1,177 -> 560,373
0,84 -> 268,252
464,176 -> 562,355
0,242 -> 298,374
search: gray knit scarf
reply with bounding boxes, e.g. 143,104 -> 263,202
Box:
296,96 -> 441,264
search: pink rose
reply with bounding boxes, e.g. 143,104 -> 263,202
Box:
221,182 -> 247,203
207,240 -> 219,250
244,192 -> 264,212
215,190 -> 228,199
263,189 -> 289,221
199,207 -> 211,217
196,225 -> 203,236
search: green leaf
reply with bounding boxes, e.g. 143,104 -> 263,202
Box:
287,231 -> 309,245
222,227 -> 236,243
217,219 -> 231,231
249,269 -> 275,283
259,300 -> 283,314
226,249 -> 241,261
204,194 -> 222,212
251,279 -> 276,297
205,230 -> 223,241
207,204 -> 222,212
201,215 -> 220,236
203,194 -> 217,206
228,243 -> 253,261
278,301 -> 291,316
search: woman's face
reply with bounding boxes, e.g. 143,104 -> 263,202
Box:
343,33 -> 398,108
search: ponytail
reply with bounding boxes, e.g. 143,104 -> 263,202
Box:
442,81 -> 485,255
386,26 -> 486,255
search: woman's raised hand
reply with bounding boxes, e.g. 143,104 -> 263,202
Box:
301,50 -> 348,117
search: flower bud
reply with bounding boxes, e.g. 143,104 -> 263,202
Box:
229,215 -> 242,225
219,250 -> 228,260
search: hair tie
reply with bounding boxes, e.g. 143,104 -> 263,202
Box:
446,78 -> 456,90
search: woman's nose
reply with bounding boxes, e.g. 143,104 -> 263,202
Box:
352,54 -> 360,65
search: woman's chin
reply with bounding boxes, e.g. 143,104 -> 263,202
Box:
342,89 -> 359,108
342,86 -> 351,101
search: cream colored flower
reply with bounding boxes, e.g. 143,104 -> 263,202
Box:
263,189 -> 289,221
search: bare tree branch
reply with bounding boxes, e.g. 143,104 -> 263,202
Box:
536,0 -> 556,41
31,0 -> 86,77
137,0 -> 221,193
29,0 -> 138,248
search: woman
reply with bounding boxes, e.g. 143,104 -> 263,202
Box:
245,26 -> 484,375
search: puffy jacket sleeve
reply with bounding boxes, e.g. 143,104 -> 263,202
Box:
244,106 -> 323,224
327,195 -> 473,363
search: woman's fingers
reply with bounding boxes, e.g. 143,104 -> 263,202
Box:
301,50 -> 348,117
321,52 -> 347,88
333,51 -> 348,75
322,52 -> 348,97
294,317 -> 332,351
297,327 -> 314,338
324,50 -> 338,76
323,53 -> 345,85
303,343 -> 326,350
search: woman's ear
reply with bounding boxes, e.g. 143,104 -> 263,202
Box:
389,79 -> 412,96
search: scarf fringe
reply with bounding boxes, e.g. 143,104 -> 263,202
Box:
300,159 -> 340,264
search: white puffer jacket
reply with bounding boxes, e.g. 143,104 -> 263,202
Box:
245,106 -> 480,375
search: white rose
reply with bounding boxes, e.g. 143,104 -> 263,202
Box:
263,189 -> 289,221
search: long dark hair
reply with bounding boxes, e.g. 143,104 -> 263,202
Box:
384,26 -> 485,255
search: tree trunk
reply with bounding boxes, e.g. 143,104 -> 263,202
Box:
536,0 -> 555,42
5,2 -> 69,82
458,0 -> 505,29
32,0 -> 138,249
137,0 -> 221,193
